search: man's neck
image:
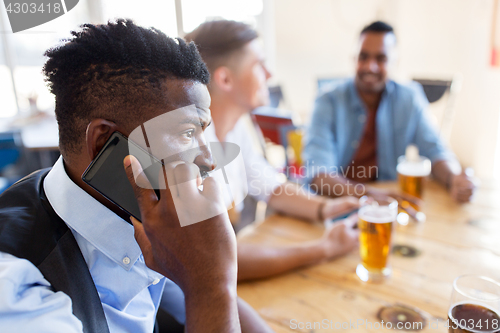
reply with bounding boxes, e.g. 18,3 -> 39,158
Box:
63,157 -> 127,218
357,87 -> 383,113
209,93 -> 247,142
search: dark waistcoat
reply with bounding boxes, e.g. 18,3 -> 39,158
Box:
0,169 -> 109,333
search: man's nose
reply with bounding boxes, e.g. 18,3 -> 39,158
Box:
264,64 -> 272,80
194,143 -> 216,174
367,59 -> 379,73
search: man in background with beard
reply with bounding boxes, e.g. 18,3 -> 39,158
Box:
303,21 -> 476,204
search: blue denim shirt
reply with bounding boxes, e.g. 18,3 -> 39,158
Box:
303,79 -> 455,182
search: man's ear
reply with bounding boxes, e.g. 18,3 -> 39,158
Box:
85,119 -> 120,160
212,66 -> 234,92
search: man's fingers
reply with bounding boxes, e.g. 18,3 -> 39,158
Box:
457,188 -> 473,196
157,162 -> 176,209
458,182 -> 475,191
397,192 -> 423,208
124,155 -> 158,213
398,199 -> 421,221
347,196 -> 361,208
327,222 -> 346,235
452,176 -> 475,203
340,197 -> 361,212
201,176 -> 222,198
131,216 -> 153,258
161,161 -> 187,198
343,213 -> 358,228
455,192 -> 472,203
173,163 -> 200,198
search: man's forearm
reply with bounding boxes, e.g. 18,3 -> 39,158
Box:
238,298 -> 274,333
431,159 -> 461,188
267,182 -> 323,221
311,174 -> 365,198
237,242 -> 324,281
184,283 -> 240,333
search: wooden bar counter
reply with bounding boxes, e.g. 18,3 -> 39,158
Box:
237,181 -> 500,332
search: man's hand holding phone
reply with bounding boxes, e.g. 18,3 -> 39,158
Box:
123,155 -> 241,332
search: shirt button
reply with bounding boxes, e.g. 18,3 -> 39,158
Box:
351,140 -> 359,149
122,257 -> 131,265
358,114 -> 367,123
152,278 -> 160,285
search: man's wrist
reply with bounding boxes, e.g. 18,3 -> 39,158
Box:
446,172 -> 454,191
184,281 -> 240,332
304,239 -> 330,264
314,234 -> 340,260
317,199 -> 326,220
185,280 -> 238,299
184,268 -> 237,295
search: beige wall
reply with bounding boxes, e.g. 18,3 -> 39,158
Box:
271,0 -> 500,179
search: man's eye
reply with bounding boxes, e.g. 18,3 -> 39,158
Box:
182,130 -> 194,139
377,55 -> 387,63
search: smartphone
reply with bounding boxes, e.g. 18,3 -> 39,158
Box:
82,131 -> 162,224
326,208 -> 359,226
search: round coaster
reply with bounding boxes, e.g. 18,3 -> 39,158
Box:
377,304 -> 427,330
392,245 -> 421,258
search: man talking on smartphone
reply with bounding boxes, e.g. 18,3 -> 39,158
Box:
0,20 -> 271,333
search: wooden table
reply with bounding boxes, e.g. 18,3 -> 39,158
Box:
237,181 -> 500,333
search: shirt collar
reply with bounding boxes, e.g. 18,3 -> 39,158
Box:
348,79 -> 364,112
43,156 -> 141,271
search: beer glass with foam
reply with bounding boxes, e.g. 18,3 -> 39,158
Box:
397,145 -> 431,210
448,275 -> 500,333
356,196 -> 398,282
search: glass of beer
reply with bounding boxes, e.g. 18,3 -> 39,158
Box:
356,196 -> 398,283
448,275 -> 500,333
397,145 -> 431,211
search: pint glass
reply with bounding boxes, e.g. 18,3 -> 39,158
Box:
448,275 -> 500,333
397,146 -> 431,210
356,196 -> 398,282
398,172 -> 427,199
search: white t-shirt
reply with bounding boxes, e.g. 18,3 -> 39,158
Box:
204,116 -> 282,213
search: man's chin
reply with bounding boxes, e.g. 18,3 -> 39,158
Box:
251,97 -> 270,110
356,80 -> 385,94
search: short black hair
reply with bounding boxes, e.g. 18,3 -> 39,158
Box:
184,20 -> 258,74
360,21 -> 394,35
43,19 -> 210,157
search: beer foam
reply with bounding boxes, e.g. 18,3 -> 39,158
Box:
359,205 -> 397,223
397,159 -> 431,177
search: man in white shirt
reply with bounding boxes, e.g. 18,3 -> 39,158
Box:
0,19 -> 271,333
185,20 -> 360,281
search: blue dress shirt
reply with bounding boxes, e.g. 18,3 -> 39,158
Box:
303,79 -> 455,182
0,157 -> 186,332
